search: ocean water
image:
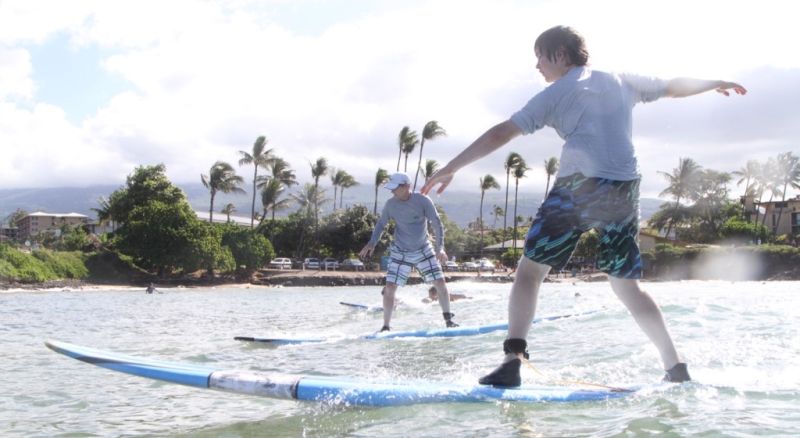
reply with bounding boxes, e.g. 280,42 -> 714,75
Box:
1,280 -> 798,437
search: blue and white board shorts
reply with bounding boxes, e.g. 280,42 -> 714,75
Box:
524,173 -> 642,279
385,242 -> 445,286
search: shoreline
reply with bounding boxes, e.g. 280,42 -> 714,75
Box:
1,268 -> 593,292
3,265 -> 798,292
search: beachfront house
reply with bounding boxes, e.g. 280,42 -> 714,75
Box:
15,212 -> 90,240
741,195 -> 800,238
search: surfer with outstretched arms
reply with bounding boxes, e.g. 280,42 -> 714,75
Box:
422,25 -> 746,386
360,172 -> 458,331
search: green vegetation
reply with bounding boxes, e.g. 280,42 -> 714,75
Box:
0,245 -> 88,283
642,243 -> 800,279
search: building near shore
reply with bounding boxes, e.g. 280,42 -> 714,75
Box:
15,212 -> 90,240
742,195 -> 800,238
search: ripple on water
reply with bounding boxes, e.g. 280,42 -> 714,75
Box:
1,281 -> 799,437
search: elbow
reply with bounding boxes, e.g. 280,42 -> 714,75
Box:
488,121 -> 520,144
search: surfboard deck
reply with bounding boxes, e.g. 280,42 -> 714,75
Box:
340,301 -> 383,312
236,309 -> 601,345
46,339 -> 638,406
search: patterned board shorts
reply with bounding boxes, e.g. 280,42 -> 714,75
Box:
524,173 -> 642,279
385,242 -> 445,286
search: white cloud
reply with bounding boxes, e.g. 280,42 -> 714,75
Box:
0,47 -> 34,100
0,0 -> 798,203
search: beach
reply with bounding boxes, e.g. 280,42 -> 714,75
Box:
0,266 -> 610,292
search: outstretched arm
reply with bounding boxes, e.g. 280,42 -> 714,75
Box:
665,78 -> 747,98
421,120 -> 522,195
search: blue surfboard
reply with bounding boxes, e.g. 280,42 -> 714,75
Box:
340,301 -> 383,312
45,339 -> 637,406
235,309 -> 601,345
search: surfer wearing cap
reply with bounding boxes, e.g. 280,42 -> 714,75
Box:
422,25 -> 746,386
360,172 -> 458,331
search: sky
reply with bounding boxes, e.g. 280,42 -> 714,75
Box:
1,0 -> 798,201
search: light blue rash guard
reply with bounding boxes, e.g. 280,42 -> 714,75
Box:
368,193 -> 444,253
510,66 -> 668,181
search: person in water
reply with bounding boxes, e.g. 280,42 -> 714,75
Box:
360,172 -> 458,331
423,286 -> 471,303
145,283 -> 157,294
422,25 -> 746,386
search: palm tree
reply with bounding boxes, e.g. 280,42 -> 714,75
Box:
290,183 -> 326,257
512,162 -> 529,253
338,172 -> 358,209
258,178 -> 292,226
502,152 -> 524,250
421,159 -> 439,183
756,158 -> 782,229
374,168 -> 390,215
221,203 -> 236,223
329,167 -> 342,211
492,205 -> 504,228
732,159 -> 761,222
479,174 -> 501,255
543,157 -> 559,197
658,157 -> 701,240
395,126 -> 417,172
238,136 -> 275,228
201,161 -> 245,223
397,127 -> 419,172
91,196 -> 114,231
773,152 -> 800,235
732,160 -> 760,198
267,157 -> 297,189
309,157 -> 328,234
413,121 -> 446,191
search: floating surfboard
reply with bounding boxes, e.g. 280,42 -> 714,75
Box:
235,309 -> 600,345
340,301 -> 383,312
45,339 -> 635,406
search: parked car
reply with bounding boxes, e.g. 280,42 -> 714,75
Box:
322,257 -> 339,269
478,258 -> 496,272
340,258 -> 365,271
462,261 -> 479,271
303,257 -> 320,269
268,257 -> 292,270
443,260 -> 460,271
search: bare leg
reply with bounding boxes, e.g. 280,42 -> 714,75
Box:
608,277 -> 680,370
478,257 -> 550,386
432,279 -> 451,314
504,257 -> 550,362
382,283 -> 399,329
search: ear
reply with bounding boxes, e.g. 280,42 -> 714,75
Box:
555,47 -> 568,62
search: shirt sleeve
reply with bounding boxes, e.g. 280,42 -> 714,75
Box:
509,90 -> 552,135
422,195 -> 445,252
620,73 -> 668,103
368,203 -> 390,247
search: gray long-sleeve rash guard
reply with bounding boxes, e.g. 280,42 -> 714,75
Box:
367,193 -> 444,252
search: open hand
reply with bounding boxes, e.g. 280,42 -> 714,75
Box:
421,168 -> 455,195
716,81 -> 747,96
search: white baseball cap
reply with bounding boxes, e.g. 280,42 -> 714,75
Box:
384,172 -> 411,190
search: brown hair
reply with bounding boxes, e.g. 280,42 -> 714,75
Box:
534,25 -> 589,66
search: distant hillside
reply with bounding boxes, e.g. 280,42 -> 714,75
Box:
1,183 -> 664,228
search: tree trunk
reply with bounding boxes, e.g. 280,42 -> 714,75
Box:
664,195 -> 681,240
412,139 -> 426,191
503,170 -> 510,250
374,187 -> 379,215
250,166 -> 258,228
209,192 -> 216,223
